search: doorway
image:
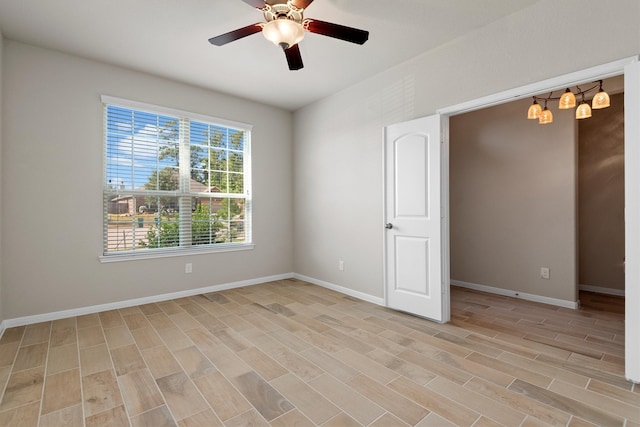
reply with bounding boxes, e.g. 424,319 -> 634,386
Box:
437,56 -> 639,383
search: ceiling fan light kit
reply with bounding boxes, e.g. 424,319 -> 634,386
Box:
208,0 -> 369,70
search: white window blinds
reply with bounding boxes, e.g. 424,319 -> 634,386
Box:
102,97 -> 252,256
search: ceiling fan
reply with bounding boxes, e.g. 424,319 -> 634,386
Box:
208,0 -> 369,71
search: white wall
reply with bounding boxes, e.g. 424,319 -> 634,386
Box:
2,41 -> 293,319
0,32 -> 4,325
450,98 -> 577,302
293,0 -> 640,300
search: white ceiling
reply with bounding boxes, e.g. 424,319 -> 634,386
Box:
0,0 -> 539,111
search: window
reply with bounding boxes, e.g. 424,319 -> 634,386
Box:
102,96 -> 252,259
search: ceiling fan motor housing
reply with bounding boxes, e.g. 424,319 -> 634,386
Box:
263,3 -> 304,24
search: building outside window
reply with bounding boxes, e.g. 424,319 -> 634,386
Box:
102,96 -> 252,258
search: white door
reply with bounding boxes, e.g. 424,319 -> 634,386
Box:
384,114 -> 447,322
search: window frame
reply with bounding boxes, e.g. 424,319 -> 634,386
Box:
99,95 -> 254,263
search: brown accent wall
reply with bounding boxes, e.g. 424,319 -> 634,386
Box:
578,92 -> 625,292
450,98 -> 578,302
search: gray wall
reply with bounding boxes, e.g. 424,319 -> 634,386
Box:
2,41 -> 293,319
293,0 -> 640,300
579,92 -> 625,292
450,99 -> 577,302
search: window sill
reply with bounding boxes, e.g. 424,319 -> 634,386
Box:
98,243 -> 255,263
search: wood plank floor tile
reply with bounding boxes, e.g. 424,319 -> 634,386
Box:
232,371 -> 295,422
464,377 -> 572,426
117,368 -> 165,416
13,342 -> 48,372
509,378 -> 625,426
0,342 -> 20,368
123,313 -> 152,331
270,409 -> 315,427
177,409 -> 223,427
0,401 -> 40,427
223,409 -> 270,427
21,322 -> 52,346
103,326 -> 134,349
0,366 -> 45,412
39,403 -> 83,427
466,351 -> 552,388
147,312 -> 176,330
84,404 -> 130,427
110,344 -> 146,376
79,343 -> 113,377
0,366 -> 11,395
156,371 -> 210,421
41,368 -> 82,415
169,312 -> 202,332
320,412 -> 362,427
50,318 -> 76,348
0,282 -> 634,427
199,343 -> 252,378
587,379 -> 640,407
99,311 -> 124,329
332,348 -> 399,384
346,374 -> 429,425
236,346 -> 287,381
141,345 -> 183,379
432,350 -> 514,387
256,342 -> 323,382
130,405 -> 177,427
193,371 -> 252,422
425,376 -> 526,427
547,379 -> 639,423
76,313 -> 101,330
156,326 -> 195,351
299,347 -> 359,381
388,376 -> 480,426
397,349 -> 472,385
414,412 -> 458,426
82,369 -> 124,417
269,374 -> 343,424
78,325 -> 106,348
0,326 -> 25,345
130,326 -> 164,350
308,373 -> 385,425
173,346 -> 217,379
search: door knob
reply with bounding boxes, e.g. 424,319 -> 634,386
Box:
385,223 -> 393,229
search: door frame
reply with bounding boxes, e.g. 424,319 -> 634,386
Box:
437,55 -> 640,383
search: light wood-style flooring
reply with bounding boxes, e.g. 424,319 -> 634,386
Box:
0,279 -> 636,426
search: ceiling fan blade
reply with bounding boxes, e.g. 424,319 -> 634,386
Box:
284,44 -> 304,70
306,19 -> 369,45
208,24 -> 263,46
291,0 -> 314,9
239,0 -> 266,8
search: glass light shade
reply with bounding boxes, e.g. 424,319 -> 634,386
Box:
576,102 -> 592,119
592,90 -> 610,109
262,19 -> 305,49
539,107 -> 553,124
558,89 -> 576,109
527,101 -> 542,119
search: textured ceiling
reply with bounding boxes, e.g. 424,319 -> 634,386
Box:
0,0 -> 539,110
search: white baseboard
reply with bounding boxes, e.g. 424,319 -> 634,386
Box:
1,273 -> 295,330
579,284 -> 625,296
293,273 -> 385,306
451,279 -> 579,309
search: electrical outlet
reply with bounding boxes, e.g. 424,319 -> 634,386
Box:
338,259 -> 344,271
540,267 -> 550,280
185,263 -> 192,274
